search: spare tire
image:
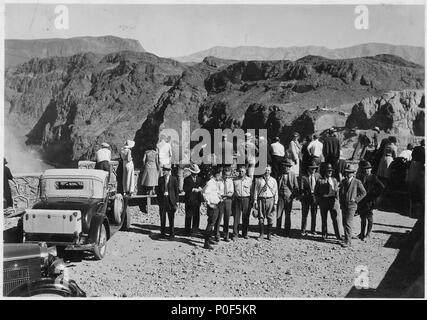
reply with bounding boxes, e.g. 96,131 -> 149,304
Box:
113,194 -> 124,224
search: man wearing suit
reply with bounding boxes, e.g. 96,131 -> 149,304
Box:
339,163 -> 367,247
156,164 -> 180,239
277,159 -> 299,237
299,160 -> 321,236
315,163 -> 342,241
183,164 -> 204,236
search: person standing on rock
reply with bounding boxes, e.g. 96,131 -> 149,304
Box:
232,165 -> 252,239
307,134 -> 323,166
276,159 -> 299,237
140,144 -> 160,195
3,158 -> 14,211
322,128 -> 341,168
299,160 -> 321,237
202,167 -> 224,249
95,142 -> 111,173
157,134 -> 172,176
253,165 -> 278,240
120,140 -> 135,195
339,163 -> 367,248
270,136 -> 285,179
356,160 -> 384,241
156,164 -> 179,239
183,164 -> 204,236
287,132 -> 301,176
315,163 -> 341,242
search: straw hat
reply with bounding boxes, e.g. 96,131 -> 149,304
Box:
344,163 -> 357,173
124,140 -> 135,148
101,142 -> 110,148
162,163 -> 172,170
188,164 -> 201,174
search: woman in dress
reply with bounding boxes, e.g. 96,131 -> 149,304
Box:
120,140 -> 135,195
377,136 -> 398,183
140,145 -> 160,195
288,132 -> 301,176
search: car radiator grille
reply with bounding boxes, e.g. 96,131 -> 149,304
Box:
3,258 -> 40,296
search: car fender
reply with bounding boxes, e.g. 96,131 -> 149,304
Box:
89,214 -> 110,244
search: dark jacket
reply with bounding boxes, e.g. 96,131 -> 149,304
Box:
322,136 -> 341,158
157,175 -> 180,209
3,165 -> 13,208
357,174 -> 384,211
339,177 -> 366,206
315,176 -> 339,201
277,172 -> 299,200
183,175 -> 204,206
300,172 -> 321,200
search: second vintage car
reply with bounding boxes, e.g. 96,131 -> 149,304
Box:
18,169 -> 131,260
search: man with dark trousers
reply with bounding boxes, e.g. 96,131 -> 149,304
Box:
315,163 -> 342,241
215,166 -> 234,242
183,164 -> 204,236
322,128 -> 341,167
339,163 -> 367,248
276,159 -> 299,237
202,167 -> 224,249
232,165 -> 252,239
299,160 -> 321,236
356,160 -> 384,241
156,164 -> 180,239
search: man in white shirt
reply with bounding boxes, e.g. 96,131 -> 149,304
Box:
253,165 -> 278,240
157,135 -> 172,175
307,134 -> 323,166
95,142 -> 111,176
399,143 -> 414,161
202,167 -> 224,249
270,136 -> 285,179
233,166 -> 253,239
215,166 -> 234,242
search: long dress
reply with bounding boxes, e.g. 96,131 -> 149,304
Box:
288,140 -> 301,176
120,147 -> 135,194
140,150 -> 159,187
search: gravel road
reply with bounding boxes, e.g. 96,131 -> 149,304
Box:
39,201 -> 415,298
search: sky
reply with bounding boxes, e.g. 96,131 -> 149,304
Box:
4,3 -> 425,57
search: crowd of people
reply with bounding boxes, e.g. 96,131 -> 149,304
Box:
90,126 -> 424,250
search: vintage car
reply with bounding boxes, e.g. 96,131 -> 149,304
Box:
18,169 -> 131,260
3,242 -> 86,297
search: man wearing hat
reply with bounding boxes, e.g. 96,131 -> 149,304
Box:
253,165 -> 278,240
183,164 -> 204,236
299,160 -> 321,236
95,142 -> 111,172
314,163 -> 342,241
277,159 -> 299,237
339,163 -> 367,247
356,161 -> 384,241
232,165 -> 253,239
156,163 -> 180,239
322,127 -> 341,168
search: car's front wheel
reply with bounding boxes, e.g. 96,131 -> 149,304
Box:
93,223 -> 107,260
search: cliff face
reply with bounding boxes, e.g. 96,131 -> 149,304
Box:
5,51 -> 425,167
346,90 -> 425,136
6,36 -> 145,68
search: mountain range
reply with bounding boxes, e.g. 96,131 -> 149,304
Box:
175,43 -> 425,66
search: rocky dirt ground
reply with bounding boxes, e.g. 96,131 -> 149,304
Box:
3,202 -> 418,298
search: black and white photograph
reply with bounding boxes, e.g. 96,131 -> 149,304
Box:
1,0 -> 425,300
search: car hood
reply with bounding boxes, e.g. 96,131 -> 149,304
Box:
4,243 -> 42,261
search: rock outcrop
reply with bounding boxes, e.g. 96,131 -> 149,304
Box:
346,90 -> 425,136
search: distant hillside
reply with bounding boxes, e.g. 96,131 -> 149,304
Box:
176,43 -> 425,66
5,35 -> 145,68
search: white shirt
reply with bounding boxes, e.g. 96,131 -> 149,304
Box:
270,142 -> 285,157
254,176 -> 278,205
202,178 -> 223,206
157,141 -> 172,165
223,178 -> 234,197
307,139 -> 323,157
399,150 -> 412,161
309,174 -> 316,193
96,148 -> 111,162
234,176 -> 253,197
